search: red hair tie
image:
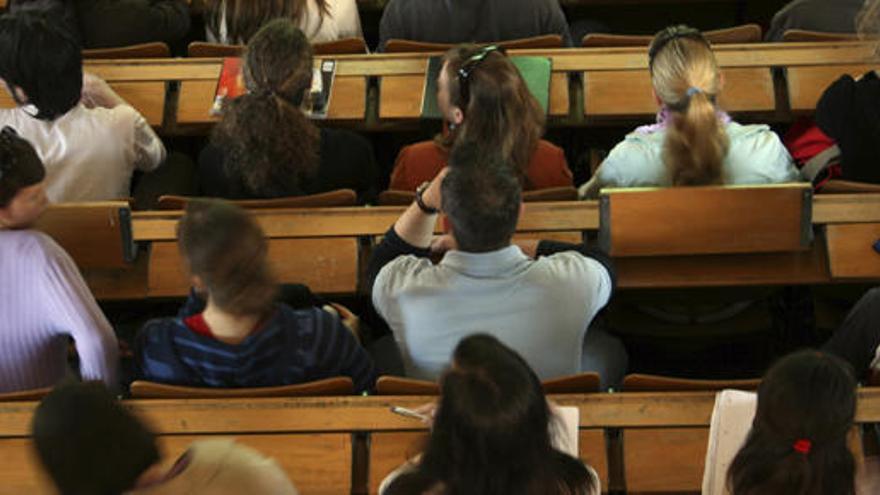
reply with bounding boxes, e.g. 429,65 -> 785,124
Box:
793,439 -> 812,454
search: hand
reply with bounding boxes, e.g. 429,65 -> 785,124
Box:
81,72 -> 124,109
429,234 -> 458,255
421,167 -> 449,212
413,401 -> 438,428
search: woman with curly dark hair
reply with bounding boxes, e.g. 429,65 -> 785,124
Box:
198,18 -> 377,203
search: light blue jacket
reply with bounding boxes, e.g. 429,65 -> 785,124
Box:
579,121 -> 802,198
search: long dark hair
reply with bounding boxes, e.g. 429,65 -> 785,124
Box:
727,350 -> 857,495
385,334 -> 596,495
206,0 -> 330,44
438,45 -> 544,188
211,19 -> 320,198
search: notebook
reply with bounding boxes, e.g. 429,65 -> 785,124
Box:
420,55 -> 552,119
211,57 -> 336,118
702,390 -> 757,495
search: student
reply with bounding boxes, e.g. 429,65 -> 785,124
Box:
370,145 -> 623,386
199,19 -> 378,204
0,12 -> 166,203
9,0 -> 190,49
766,0 -> 864,41
388,45 -> 573,192
579,25 -> 800,198
0,127 -> 118,392
205,0 -> 363,45
33,381 -> 299,494
378,0 -> 572,50
724,351 -> 858,495
380,334 -> 600,495
812,0 -> 880,184
135,199 -> 376,393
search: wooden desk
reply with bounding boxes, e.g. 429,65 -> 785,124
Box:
0,390 -> 879,494
176,57 -> 368,128
0,59 -> 169,127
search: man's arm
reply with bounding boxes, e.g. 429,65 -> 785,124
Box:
365,168 -> 447,288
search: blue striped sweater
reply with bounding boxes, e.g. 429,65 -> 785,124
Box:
134,293 -> 376,393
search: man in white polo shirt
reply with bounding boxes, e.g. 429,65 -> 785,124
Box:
368,144 -> 624,385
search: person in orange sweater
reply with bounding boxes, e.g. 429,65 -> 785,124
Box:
388,45 -> 572,192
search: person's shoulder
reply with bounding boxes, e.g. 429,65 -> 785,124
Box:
725,121 -> 784,149
138,317 -> 187,343
374,255 -> 438,292
399,140 -> 444,158
321,127 -> 371,150
536,139 -> 564,156
2,230 -> 68,262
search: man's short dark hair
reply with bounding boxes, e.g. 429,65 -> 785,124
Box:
32,382 -> 160,495
441,143 -> 522,253
0,126 -> 45,207
0,11 -> 82,120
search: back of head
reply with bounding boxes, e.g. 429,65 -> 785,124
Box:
0,11 -> 82,120
387,334 -> 593,495
649,25 -> 729,186
0,126 -> 45,208
211,18 -> 319,197
441,45 -> 544,183
32,382 -> 159,495
727,350 -> 857,495
441,143 -> 522,253
177,199 -> 278,316
206,0 -> 329,45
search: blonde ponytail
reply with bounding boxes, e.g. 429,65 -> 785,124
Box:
663,90 -> 729,185
649,29 -> 729,186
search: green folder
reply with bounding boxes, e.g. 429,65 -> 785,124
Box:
420,56 -> 552,119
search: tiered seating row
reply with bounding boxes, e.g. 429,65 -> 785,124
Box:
0,42 -> 874,133
35,190 -> 880,301
0,390 -> 878,494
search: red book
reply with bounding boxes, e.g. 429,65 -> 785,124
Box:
210,57 -> 245,116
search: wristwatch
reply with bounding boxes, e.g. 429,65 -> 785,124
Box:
415,181 -> 439,214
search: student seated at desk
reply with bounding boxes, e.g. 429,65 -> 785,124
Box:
9,0 -> 190,50
0,12 -> 166,202
702,351 -> 875,495
205,0 -> 362,45
380,334 -> 600,495
578,25 -> 799,199
135,199 -> 376,393
0,127 -> 118,393
199,19 -> 378,204
388,45 -> 573,192
810,0 -> 880,185
33,382 -> 299,495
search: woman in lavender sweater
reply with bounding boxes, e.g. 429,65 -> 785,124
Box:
0,126 -> 118,393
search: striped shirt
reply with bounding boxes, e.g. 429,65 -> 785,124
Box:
0,230 -> 118,392
135,294 -> 376,393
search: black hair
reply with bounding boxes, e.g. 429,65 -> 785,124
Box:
385,334 -> 595,495
727,350 -> 857,495
440,143 -> 522,253
0,126 -> 45,207
0,11 -> 82,120
32,382 -> 160,495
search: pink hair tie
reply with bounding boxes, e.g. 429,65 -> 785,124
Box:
793,439 -> 812,454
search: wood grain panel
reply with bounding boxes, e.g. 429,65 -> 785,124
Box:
147,238 -> 358,296
0,435 -> 351,495
34,202 -> 132,270
624,428 -> 708,493
787,65 -> 876,112
826,223 -> 880,279
601,185 -> 810,257
0,83 -> 164,127
584,67 -> 773,117
379,75 -> 425,119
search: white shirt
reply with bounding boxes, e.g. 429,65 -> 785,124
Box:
372,246 -> 613,380
0,104 -> 165,203
579,121 -> 802,198
206,0 -> 363,45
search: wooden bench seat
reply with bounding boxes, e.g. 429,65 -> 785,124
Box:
0,390 -> 879,494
